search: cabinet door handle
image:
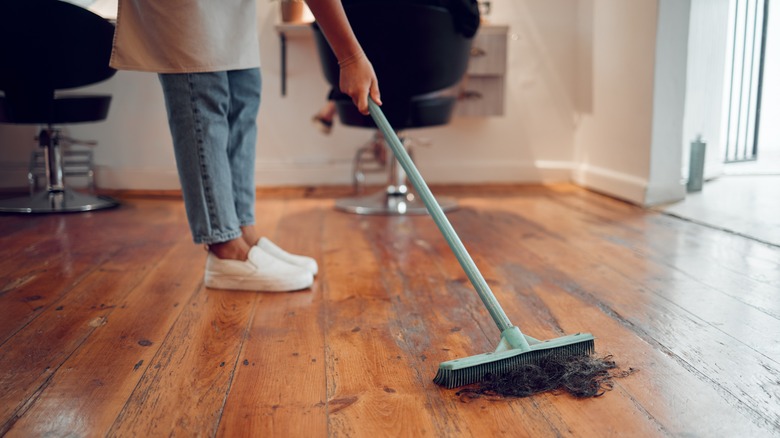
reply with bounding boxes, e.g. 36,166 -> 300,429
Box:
470,47 -> 487,57
460,90 -> 483,100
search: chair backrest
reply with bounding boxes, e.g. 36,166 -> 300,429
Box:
313,2 -> 473,127
0,0 -> 116,97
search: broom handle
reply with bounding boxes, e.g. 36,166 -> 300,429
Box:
368,99 -> 515,334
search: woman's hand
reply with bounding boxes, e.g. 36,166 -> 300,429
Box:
304,0 -> 382,114
338,51 -> 381,115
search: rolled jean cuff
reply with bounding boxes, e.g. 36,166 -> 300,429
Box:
195,229 -> 243,245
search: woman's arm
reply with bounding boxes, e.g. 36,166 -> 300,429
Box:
305,0 -> 381,114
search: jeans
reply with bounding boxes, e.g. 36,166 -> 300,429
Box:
158,68 -> 262,245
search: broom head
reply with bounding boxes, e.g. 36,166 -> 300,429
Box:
434,332 -> 595,389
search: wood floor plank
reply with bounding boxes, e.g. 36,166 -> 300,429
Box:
403,201 -> 666,437
0,233 -> 70,289
0,236 -> 173,435
107,286 -> 256,436
321,212 -> 441,437
0,211 -> 36,237
0,201 -> 187,345
505,195 -> 780,358
4,237 -> 204,437
216,199 -> 329,437
0,200 -> 183,285
359,213 -> 566,437
0,240 -> 115,345
519,195 -> 780,363
553,191 -> 780,314
1,188 -> 779,437
459,197 -> 779,435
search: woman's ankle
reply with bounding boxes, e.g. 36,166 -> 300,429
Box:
208,238 -> 250,261
240,225 -> 261,247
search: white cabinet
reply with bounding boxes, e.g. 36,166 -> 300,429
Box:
456,24 -> 509,117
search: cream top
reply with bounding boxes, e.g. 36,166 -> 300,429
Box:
110,0 -> 261,73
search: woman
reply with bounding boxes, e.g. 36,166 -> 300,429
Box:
111,0 -> 381,292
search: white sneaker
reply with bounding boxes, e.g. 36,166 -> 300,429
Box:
257,237 -> 319,275
204,246 -> 313,292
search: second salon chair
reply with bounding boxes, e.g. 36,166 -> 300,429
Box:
312,2 -> 473,214
0,0 -> 118,213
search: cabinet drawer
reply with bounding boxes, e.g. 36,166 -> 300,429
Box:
467,31 -> 508,76
455,76 -> 505,117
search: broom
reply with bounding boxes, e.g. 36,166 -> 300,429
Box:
367,99 -> 595,389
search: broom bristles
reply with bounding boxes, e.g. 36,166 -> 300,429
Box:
434,338 -> 595,389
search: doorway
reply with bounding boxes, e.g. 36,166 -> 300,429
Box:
726,0 -> 780,174
660,0 -> 779,247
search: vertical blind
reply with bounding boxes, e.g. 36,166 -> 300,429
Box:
723,0 -> 768,163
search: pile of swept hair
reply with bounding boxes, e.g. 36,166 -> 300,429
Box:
455,354 -> 636,401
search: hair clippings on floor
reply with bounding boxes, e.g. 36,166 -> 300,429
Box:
454,354 -> 638,401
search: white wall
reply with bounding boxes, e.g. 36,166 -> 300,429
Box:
571,0 -> 693,206
758,0 -> 780,154
645,0 -> 691,205
1,0 -> 694,208
572,0 -> 661,203
683,0 -> 731,180
253,0 -> 578,186
0,0 -> 578,190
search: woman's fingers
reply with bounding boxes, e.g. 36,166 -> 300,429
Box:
339,56 -> 379,115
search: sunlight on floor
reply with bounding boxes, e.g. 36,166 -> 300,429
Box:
659,174 -> 780,247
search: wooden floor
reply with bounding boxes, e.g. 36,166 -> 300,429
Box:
1,184 -> 779,437
659,175 -> 780,247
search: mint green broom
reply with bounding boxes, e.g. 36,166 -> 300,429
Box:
367,99 -> 595,389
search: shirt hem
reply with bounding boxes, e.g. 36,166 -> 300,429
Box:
108,61 -> 261,74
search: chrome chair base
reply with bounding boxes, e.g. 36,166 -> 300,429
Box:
0,189 -> 118,214
339,132 -> 457,216
335,190 -> 457,215
0,126 -> 118,214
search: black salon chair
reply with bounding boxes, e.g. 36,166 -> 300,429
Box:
313,3 -> 473,214
0,0 -> 118,213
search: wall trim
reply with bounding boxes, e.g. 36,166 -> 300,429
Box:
7,160 -> 659,204
644,180 -> 686,206
572,163 -> 649,205
95,167 -> 182,190
89,160 -> 577,190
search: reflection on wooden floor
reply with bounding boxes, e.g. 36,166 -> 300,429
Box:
659,175 -> 780,247
1,184 -> 778,437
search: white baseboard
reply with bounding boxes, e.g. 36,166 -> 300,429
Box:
644,180 -> 686,206
3,160 -> 682,207
91,160 -> 576,190
13,161 -> 655,201
572,164 -> 649,205
94,167 -> 182,190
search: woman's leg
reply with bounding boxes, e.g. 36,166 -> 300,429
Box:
226,68 -> 262,240
158,71 -> 246,251
157,70 -> 311,291
312,101 -> 336,134
222,69 -> 318,275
